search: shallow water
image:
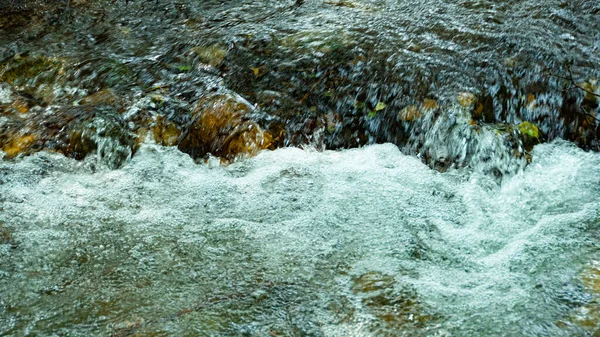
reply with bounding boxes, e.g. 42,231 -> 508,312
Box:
1,0 -> 599,157
1,141 -> 600,336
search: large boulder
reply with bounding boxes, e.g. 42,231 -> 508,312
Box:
178,93 -> 272,162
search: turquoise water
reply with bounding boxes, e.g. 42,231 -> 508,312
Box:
1,141 -> 600,336
1,0 -> 600,335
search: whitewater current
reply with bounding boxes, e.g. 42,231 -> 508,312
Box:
1,142 -> 600,336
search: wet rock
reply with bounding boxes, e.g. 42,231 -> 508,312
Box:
561,261 -> 600,333
422,98 -> 439,111
79,89 -> 121,108
1,104 -> 137,168
72,58 -> 135,90
190,44 -> 227,68
65,111 -> 137,168
517,121 -> 540,150
0,53 -> 66,104
0,53 -> 64,87
178,93 -> 272,162
559,79 -> 600,149
352,271 -> 440,333
1,132 -> 37,159
151,115 -> 181,147
7,98 -> 30,114
398,105 -> 422,122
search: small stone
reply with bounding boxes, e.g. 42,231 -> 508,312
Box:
457,92 -> 476,107
1,133 -> 37,159
190,44 -> 227,67
398,105 -> 422,121
422,99 -> 439,110
79,89 -> 120,107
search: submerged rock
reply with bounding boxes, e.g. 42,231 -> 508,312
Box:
178,93 -> 272,162
0,132 -> 37,159
190,44 -> 228,68
151,115 -> 181,147
0,221 -> 14,247
1,104 -> 137,168
79,89 -> 122,108
352,271 -> 440,334
0,54 -> 66,103
560,261 -> 600,334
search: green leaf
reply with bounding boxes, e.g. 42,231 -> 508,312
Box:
178,65 -> 190,71
375,102 -> 386,111
518,121 -> 539,138
368,111 -> 376,118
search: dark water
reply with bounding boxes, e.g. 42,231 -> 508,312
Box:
1,0 -> 600,336
1,0 -> 599,162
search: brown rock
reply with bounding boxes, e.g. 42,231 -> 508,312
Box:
178,94 -> 272,161
422,98 -> 439,110
398,105 -> 422,121
152,115 -> 181,147
6,98 -> 29,114
79,89 -> 121,107
1,132 -> 37,159
1,104 -> 137,167
457,92 -> 476,107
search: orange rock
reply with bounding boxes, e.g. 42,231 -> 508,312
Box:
178,94 -> 272,161
135,127 -> 150,146
457,92 -> 476,107
9,99 -> 29,114
398,105 -> 422,121
422,99 -> 439,110
2,134 -> 37,159
152,116 -> 181,146
79,89 -> 120,107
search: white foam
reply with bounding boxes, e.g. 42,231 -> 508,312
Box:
0,141 -> 598,336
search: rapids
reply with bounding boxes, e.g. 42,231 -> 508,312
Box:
1,141 -> 600,336
1,0 -> 600,336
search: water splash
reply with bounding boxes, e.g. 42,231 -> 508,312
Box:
1,141 -> 599,336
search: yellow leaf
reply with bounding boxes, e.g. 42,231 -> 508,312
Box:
250,67 -> 260,76
375,102 -> 386,111
518,121 -> 539,138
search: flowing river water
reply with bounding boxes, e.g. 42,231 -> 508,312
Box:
1,0 -> 600,336
1,142 -> 600,336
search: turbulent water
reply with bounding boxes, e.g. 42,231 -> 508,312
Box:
1,0 -> 599,155
1,141 -> 600,336
1,0 -> 600,336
